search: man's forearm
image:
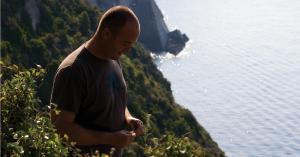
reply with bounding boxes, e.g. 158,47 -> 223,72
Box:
124,107 -> 144,136
56,121 -> 115,146
51,110 -> 116,146
125,107 -> 133,123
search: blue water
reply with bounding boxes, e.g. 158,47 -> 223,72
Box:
155,0 -> 300,156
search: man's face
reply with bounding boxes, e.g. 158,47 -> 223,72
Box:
108,21 -> 140,60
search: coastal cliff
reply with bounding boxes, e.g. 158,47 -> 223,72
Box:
88,0 -> 189,55
1,0 -> 224,156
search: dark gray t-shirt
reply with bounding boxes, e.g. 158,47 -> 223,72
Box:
50,45 -> 127,154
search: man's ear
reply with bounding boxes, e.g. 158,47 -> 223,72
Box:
102,28 -> 112,40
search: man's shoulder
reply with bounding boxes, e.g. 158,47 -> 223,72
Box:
58,44 -> 86,70
55,45 -> 88,79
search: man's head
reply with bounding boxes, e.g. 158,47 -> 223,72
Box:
95,6 -> 140,60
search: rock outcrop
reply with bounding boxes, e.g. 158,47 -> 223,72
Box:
88,0 -> 189,55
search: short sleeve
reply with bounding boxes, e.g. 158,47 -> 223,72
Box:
50,66 -> 84,114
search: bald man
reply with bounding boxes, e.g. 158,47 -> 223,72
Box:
50,6 -> 143,156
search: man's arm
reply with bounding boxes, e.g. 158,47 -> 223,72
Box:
51,110 -> 135,148
125,107 -> 133,123
125,107 -> 144,136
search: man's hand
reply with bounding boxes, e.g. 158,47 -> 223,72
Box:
112,130 -> 136,148
126,117 -> 144,136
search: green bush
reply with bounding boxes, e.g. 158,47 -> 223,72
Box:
124,113 -> 211,157
145,133 -> 206,157
0,63 -> 81,157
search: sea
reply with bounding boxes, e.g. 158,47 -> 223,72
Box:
154,0 -> 300,156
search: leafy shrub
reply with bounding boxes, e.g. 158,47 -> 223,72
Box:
124,113 -> 210,157
0,63 -> 80,157
145,133 -> 206,157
